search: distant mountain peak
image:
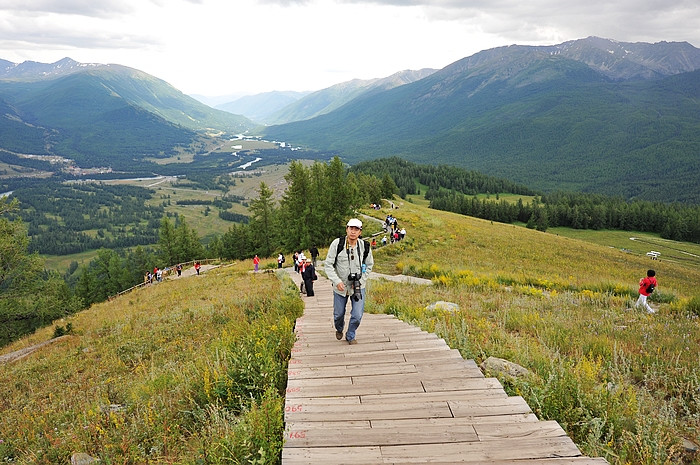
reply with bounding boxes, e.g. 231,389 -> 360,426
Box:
0,57 -> 101,80
547,37 -> 700,80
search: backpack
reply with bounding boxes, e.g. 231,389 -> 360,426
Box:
333,236 -> 370,267
646,282 -> 655,294
280,254 -> 285,263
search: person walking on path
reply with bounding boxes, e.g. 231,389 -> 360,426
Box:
176,263 -> 182,277
253,255 -> 260,272
277,253 -> 285,269
301,258 -> 317,296
324,218 -> 374,345
194,261 -> 201,275
310,246 -> 319,268
636,269 -> 658,313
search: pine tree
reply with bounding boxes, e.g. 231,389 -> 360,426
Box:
158,216 -> 177,265
249,182 -> 277,257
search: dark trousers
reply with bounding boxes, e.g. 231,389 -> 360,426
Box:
303,279 -> 314,296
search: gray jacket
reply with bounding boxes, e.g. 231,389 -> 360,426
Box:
324,237 -> 374,296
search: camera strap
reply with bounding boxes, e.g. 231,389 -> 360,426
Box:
345,240 -> 361,271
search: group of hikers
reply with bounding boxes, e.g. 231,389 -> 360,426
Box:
144,262 -> 197,284
382,214 -> 406,244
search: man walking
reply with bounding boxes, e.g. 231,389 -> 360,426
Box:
310,246 -> 319,268
324,218 -> 374,344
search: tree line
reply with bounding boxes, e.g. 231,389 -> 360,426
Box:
427,188 -> 700,242
351,156 -> 537,199
354,157 -> 699,243
10,182 -> 164,255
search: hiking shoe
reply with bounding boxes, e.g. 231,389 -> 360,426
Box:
347,339 -> 358,345
335,331 -> 343,340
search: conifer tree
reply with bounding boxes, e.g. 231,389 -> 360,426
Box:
279,161 -> 311,250
249,182 -> 277,257
158,216 -> 177,265
1,197 -> 81,346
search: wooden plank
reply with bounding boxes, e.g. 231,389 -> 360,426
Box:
349,370 -> 490,386
281,446 -> 382,465
394,459 -> 609,465
289,352 -> 407,368
369,414 -> 540,429
285,396 -> 360,406
288,362 -> 418,379
448,396 -> 532,418
285,420 -> 372,430
286,376 -> 353,388
284,400 -> 453,422
422,376 -> 504,392
380,436 -> 583,462
359,389 -> 509,404
403,349 -> 468,363
285,379 -> 426,398
285,414 -> 541,434
473,420 -> 568,440
290,341 -> 399,355
284,424 -> 478,447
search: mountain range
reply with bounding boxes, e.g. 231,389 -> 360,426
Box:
262,37 -> 700,202
215,90 -> 310,123
0,59 -> 254,170
2,37 -> 699,202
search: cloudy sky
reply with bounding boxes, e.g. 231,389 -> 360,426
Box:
1,0 -> 698,98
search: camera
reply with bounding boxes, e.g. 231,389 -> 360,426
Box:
348,273 -> 362,302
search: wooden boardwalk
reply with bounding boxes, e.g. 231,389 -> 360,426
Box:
283,270 -> 608,464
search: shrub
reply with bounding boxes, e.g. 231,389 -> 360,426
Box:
217,388 -> 285,465
684,295 -> 700,317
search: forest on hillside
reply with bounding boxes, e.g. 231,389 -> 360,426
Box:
351,158 -> 700,243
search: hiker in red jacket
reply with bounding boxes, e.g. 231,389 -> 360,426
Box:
636,269 -> 657,314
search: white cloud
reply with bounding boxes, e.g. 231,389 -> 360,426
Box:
0,0 -> 698,96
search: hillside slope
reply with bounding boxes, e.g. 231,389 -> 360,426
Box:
0,59 -> 255,169
266,68 -> 437,125
216,90 -> 310,123
0,264 -> 302,463
1,199 -> 699,464
263,38 -> 700,203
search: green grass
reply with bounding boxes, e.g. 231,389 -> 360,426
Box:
0,265 -> 302,464
360,200 -> 700,465
475,192 -> 537,204
548,227 -> 700,269
43,249 -> 102,271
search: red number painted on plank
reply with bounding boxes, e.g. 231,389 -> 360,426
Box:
287,430 -> 307,439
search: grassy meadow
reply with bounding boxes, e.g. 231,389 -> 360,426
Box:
364,200 -> 700,464
0,264 -> 303,464
3,196 -> 699,464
